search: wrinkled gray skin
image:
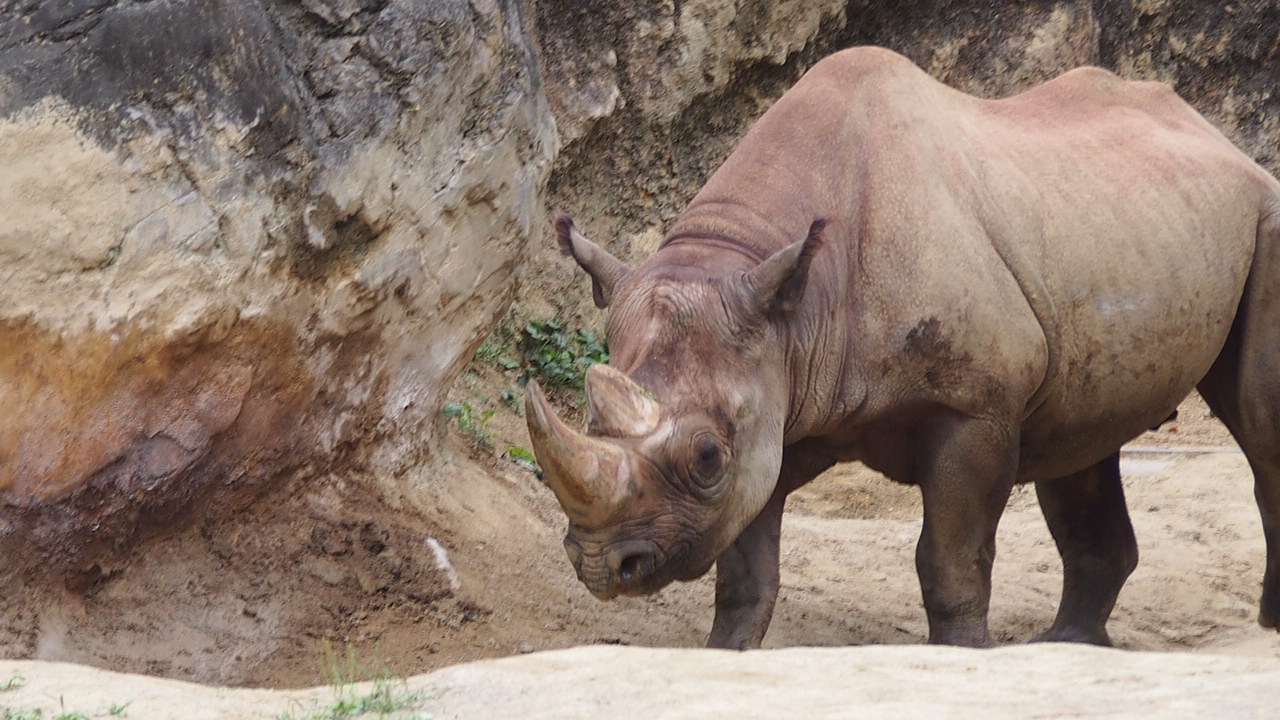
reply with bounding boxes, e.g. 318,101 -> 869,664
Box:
525,47 -> 1280,649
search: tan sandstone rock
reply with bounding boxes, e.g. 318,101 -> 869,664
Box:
4,644 -> 1280,719
0,0 -> 555,583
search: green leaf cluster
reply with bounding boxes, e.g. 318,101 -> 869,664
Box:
517,318 -> 608,390
275,646 -> 430,720
442,402 -> 497,448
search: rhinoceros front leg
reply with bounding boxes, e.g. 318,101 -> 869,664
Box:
914,415 -> 1018,647
1033,452 -> 1137,646
708,447 -> 834,650
708,489 -> 786,650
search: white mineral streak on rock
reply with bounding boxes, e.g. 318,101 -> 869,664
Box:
427,537 -> 461,591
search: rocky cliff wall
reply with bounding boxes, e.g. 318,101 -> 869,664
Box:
0,0 -> 555,582
539,0 -> 1279,285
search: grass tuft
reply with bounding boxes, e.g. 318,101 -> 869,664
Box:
274,645 -> 431,720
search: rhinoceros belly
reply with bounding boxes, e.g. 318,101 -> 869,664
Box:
1015,230 -> 1250,482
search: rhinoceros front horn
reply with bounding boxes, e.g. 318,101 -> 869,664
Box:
525,379 -> 630,528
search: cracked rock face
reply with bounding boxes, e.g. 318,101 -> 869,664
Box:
0,0 -> 555,581
539,0 -> 1280,273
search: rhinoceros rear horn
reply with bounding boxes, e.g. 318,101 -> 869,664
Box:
525,379 -> 630,528
585,364 -> 662,438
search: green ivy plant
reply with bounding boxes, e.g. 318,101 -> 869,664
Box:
517,318 -> 608,390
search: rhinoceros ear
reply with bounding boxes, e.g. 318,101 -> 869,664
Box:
746,218 -> 826,314
554,215 -> 633,309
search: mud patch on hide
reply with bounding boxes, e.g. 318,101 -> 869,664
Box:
904,316 -> 975,392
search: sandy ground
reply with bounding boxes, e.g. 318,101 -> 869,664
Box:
418,391 -> 1280,662
3,393 -> 1280,717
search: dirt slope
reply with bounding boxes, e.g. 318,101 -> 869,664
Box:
6,392 -> 1278,692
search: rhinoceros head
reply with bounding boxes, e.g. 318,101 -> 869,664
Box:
525,215 -> 822,600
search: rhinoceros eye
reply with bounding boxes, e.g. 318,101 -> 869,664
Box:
691,433 -> 725,487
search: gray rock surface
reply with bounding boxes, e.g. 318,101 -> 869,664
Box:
543,1 -> 1280,269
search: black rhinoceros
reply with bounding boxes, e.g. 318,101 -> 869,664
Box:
525,47 -> 1280,649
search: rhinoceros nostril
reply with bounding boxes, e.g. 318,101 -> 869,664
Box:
618,552 -> 651,584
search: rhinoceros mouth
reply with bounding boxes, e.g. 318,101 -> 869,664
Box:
568,536 -> 675,599
579,568 -> 622,600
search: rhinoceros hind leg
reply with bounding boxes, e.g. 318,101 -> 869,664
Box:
1202,364 -> 1280,630
1197,213 -> 1280,632
1032,452 -> 1137,646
